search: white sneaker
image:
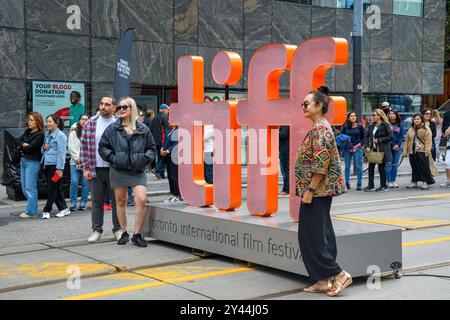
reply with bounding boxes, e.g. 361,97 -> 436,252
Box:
19,213 -> 36,219
392,182 -> 399,188
406,182 -> 417,189
42,212 -> 51,219
88,231 -> 102,243
421,182 -> 430,190
114,230 -> 123,241
388,182 -> 394,188
56,208 -> 71,218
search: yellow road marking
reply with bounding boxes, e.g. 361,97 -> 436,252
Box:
403,236 -> 450,248
416,193 -> 450,199
0,262 -> 115,279
335,216 -> 449,228
63,266 -> 253,300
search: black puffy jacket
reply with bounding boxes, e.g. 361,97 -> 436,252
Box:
98,119 -> 157,173
364,121 -> 394,153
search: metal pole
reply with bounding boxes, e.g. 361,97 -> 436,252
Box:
225,85 -> 230,101
353,0 -> 363,123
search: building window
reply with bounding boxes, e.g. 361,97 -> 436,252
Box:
393,0 -> 423,17
336,0 -> 372,9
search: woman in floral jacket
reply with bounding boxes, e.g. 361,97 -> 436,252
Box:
295,86 -> 351,297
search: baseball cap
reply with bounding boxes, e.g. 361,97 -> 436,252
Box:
159,104 -> 170,110
381,101 -> 390,107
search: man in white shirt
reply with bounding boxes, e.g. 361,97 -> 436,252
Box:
80,96 -> 121,243
204,125 -> 214,184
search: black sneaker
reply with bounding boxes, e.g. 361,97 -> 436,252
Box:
132,234 -> 148,248
376,187 -> 389,192
78,205 -> 86,211
118,231 -> 129,245
364,186 -> 375,192
346,184 -> 351,190
356,186 -> 363,191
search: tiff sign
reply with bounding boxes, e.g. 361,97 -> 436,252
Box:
170,37 -> 348,222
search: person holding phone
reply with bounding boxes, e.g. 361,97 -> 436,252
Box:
41,114 -> 70,219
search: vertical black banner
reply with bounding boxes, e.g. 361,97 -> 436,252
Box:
114,28 -> 135,102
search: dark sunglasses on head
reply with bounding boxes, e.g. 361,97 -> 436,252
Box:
117,105 -> 130,111
301,101 -> 310,109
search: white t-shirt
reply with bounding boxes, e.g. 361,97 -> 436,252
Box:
204,125 -> 214,154
95,116 -> 117,168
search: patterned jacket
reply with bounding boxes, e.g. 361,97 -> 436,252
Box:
80,113 -> 117,178
295,118 -> 347,198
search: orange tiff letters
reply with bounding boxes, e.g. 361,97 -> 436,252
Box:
170,37 -> 348,221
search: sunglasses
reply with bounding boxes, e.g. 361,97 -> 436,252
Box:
424,112 -> 431,115
117,105 -> 130,111
301,101 -> 310,109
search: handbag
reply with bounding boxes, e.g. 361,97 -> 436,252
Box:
366,143 -> 384,164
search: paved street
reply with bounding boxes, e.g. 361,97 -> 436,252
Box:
0,160 -> 450,300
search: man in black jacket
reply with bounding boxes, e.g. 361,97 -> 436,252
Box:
441,109 -> 450,188
150,104 -> 170,179
279,126 -> 290,197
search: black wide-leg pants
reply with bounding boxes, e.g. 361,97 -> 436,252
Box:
298,196 -> 342,282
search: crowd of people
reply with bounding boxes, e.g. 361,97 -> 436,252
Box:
13,84 -> 450,298
14,96 -> 173,248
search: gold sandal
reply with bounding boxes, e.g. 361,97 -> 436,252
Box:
327,271 -> 352,297
303,280 -> 332,293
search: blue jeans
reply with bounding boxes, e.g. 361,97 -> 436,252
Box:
344,148 -> 362,187
70,165 -> 90,207
204,152 -> 214,184
20,158 -> 41,216
155,145 -> 167,177
386,149 -> 402,183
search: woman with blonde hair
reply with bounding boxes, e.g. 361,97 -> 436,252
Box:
364,109 -> 394,192
99,97 -> 157,247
